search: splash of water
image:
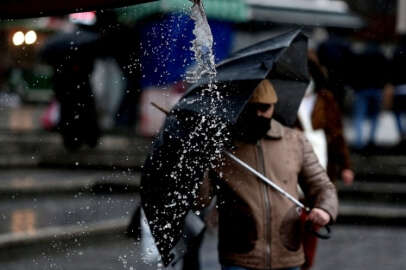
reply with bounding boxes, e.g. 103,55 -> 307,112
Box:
146,1 -> 232,256
157,0 -> 229,222
186,1 -> 217,85
182,0 -> 227,170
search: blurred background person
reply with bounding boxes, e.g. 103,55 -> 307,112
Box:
93,10 -> 143,132
298,53 -> 354,185
40,21 -> 101,150
52,50 -> 101,150
317,34 -> 353,110
390,39 -> 406,145
0,29 -> 21,108
347,45 -> 390,150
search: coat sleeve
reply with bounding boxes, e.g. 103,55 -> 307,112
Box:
321,91 -> 352,171
298,132 -> 339,222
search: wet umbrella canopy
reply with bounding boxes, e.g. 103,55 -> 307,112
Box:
141,29 -> 310,265
40,31 -> 101,65
178,28 -> 309,127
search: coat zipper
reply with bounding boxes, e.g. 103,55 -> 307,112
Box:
256,140 -> 271,269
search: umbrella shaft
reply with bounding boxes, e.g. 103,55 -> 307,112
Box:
224,151 -> 306,210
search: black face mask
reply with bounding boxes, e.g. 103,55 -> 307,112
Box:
233,105 -> 272,143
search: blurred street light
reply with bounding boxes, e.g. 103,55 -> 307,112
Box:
25,30 -> 37,45
12,31 -> 25,46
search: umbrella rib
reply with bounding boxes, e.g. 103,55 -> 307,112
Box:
217,29 -> 301,68
151,102 -> 170,114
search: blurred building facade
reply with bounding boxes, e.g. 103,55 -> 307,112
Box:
1,0 -> 406,147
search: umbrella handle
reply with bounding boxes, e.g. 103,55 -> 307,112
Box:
300,210 -> 331,240
305,222 -> 331,240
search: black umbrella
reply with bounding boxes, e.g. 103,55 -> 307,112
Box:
175,29 -> 309,127
141,29 -> 310,266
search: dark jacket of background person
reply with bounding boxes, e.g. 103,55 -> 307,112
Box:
389,43 -> 406,114
348,46 -> 389,149
390,44 -> 406,87
347,47 -> 389,91
52,54 -> 100,150
316,37 -> 353,108
199,119 -> 338,270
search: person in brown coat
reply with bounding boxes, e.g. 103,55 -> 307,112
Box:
200,79 -> 338,270
297,56 -> 354,184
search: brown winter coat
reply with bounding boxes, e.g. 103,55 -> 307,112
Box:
297,90 -> 352,182
202,119 -> 338,270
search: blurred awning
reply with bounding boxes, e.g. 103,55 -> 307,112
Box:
0,0 -> 157,19
117,0 -> 249,23
342,0 -> 396,18
342,0 -> 397,39
246,0 -> 365,29
116,0 -> 365,27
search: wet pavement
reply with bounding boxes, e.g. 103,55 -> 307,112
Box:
0,168 -> 139,188
0,193 -> 138,235
0,166 -> 403,269
313,225 -> 406,270
0,168 -> 139,239
0,225 -> 405,270
0,233 -> 153,270
0,168 -> 106,182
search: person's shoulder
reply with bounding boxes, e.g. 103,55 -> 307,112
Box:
277,124 -> 307,154
277,121 -> 305,140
